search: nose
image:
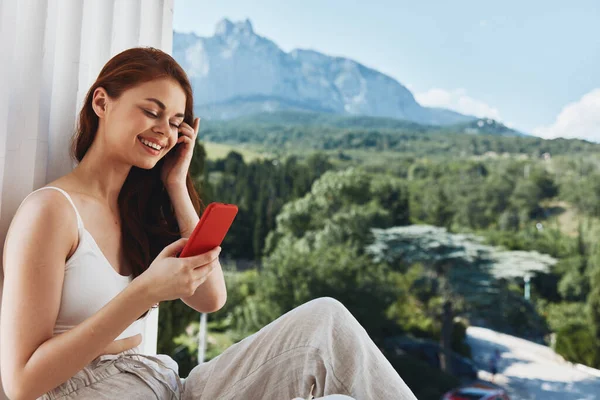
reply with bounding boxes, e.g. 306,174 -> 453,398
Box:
152,116 -> 171,137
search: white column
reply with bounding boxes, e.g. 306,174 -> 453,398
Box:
0,0 -> 174,397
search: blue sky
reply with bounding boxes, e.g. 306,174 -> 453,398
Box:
174,0 -> 600,139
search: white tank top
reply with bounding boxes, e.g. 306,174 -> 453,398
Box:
17,186 -> 147,341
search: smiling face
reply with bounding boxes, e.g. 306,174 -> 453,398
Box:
92,77 -> 187,169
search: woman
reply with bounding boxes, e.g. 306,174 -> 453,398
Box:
1,47 -> 416,400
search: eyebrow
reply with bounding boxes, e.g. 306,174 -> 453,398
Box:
145,98 -> 185,118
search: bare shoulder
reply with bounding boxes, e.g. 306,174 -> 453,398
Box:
3,187 -> 79,272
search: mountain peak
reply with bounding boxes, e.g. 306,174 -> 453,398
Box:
215,18 -> 254,37
174,20 -> 475,125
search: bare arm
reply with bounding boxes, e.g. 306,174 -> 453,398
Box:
167,185 -> 227,313
0,191 -> 154,400
14,280 -> 150,400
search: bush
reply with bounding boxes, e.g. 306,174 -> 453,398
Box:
384,351 -> 460,400
554,323 -> 600,368
261,242 -> 398,340
452,318 -> 471,358
542,301 -> 588,332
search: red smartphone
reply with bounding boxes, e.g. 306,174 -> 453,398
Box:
177,202 -> 238,258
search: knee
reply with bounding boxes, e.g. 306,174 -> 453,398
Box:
279,297 -> 370,354
281,297 -> 362,336
302,297 -> 354,323
305,296 -> 345,310
298,297 -> 368,347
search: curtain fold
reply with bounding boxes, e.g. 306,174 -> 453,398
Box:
0,1 -> 174,396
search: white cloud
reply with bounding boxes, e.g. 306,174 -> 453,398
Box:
415,88 -> 501,120
533,88 -> 600,141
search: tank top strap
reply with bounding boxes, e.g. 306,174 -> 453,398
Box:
29,186 -> 85,231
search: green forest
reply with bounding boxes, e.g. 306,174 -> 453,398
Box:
157,112 -> 600,399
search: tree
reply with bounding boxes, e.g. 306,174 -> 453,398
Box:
259,168 -> 412,339
530,168 -> 558,199
366,225 -> 556,373
204,152 -> 333,259
264,168 -> 409,255
261,242 -> 398,339
510,179 -> 542,221
587,248 -> 600,343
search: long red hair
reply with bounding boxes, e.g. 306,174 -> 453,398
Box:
70,47 -> 202,316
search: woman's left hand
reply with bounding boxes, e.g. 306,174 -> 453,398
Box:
97,334 -> 143,357
161,117 -> 200,189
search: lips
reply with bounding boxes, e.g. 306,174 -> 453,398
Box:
138,135 -> 167,149
137,137 -> 161,155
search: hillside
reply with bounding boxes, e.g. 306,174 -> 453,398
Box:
198,111 -> 599,158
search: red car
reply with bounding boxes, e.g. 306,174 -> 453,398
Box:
442,381 -> 510,400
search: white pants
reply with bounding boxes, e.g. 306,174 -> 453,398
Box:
41,297 -> 417,399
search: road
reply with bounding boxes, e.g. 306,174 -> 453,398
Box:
466,327 -> 600,400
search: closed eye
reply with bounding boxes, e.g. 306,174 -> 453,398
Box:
143,109 -> 180,129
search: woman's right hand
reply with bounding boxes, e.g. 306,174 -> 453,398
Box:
137,238 -> 221,304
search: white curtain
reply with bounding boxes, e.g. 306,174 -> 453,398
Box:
0,0 -> 174,397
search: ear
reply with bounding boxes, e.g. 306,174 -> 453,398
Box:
91,87 -> 109,119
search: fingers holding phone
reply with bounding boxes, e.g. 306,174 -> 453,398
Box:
183,245 -> 221,270
188,246 -> 222,286
137,238 -> 213,302
137,202 -> 237,304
